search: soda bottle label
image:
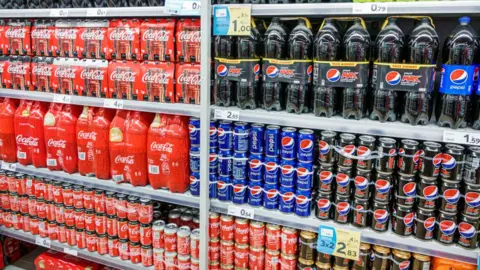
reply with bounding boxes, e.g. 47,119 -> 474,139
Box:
373,63 -> 436,92
139,61 -> 175,102
81,59 -> 109,98
440,64 -> 478,95
175,62 -> 201,104
314,61 -> 369,89
5,56 -> 32,90
215,58 -> 260,82
262,59 -> 312,84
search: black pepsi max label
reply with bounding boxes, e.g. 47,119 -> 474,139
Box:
262,58 -> 312,85
439,64 -> 478,95
313,61 -> 369,89
373,63 -> 435,92
214,58 -> 260,82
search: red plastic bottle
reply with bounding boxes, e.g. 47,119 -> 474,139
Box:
76,106 -> 96,176
92,108 -> 115,180
57,104 -> 82,174
44,103 -> 64,171
29,101 -> 48,168
14,100 -> 34,165
109,110 -> 129,183
0,98 -> 17,163
125,111 -> 152,187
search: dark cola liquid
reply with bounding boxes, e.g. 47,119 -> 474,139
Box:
214,36 -> 236,107
237,27 -> 262,110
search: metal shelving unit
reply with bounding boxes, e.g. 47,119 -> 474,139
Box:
0,227 -> 150,270
0,7 -> 175,18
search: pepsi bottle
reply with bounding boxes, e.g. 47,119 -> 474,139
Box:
370,18 -> 404,123
313,18 -> 341,118
286,19 -> 313,114
438,17 -> 479,129
214,36 -> 237,107
342,19 -> 371,120
263,18 -> 288,111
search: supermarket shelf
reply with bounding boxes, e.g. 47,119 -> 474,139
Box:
211,106 -> 467,142
210,200 -> 478,264
1,162 -> 200,208
245,1 -> 480,16
0,227 -> 150,270
0,89 -> 201,117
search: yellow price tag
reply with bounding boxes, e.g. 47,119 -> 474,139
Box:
332,228 -> 361,260
214,5 -> 251,36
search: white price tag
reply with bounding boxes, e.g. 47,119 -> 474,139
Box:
1,162 -> 16,171
64,247 -> 78,256
103,99 -> 124,109
181,0 -> 201,11
50,9 -> 69,17
86,8 -> 107,17
35,236 -> 51,248
227,205 -> 254,219
214,109 -> 240,121
53,94 -> 71,104
352,3 -> 388,14
444,131 -> 480,146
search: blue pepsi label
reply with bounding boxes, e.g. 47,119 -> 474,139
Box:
248,184 -> 263,207
262,58 -> 312,85
232,181 -> 248,204
296,163 -> 313,189
440,64 -> 478,95
263,185 -> 279,209
215,58 -> 261,83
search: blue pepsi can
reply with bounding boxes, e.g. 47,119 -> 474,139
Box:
209,174 -> 217,199
263,183 -> 279,210
264,155 -> 280,185
189,117 -> 200,146
248,181 -> 263,207
189,171 -> 200,196
210,121 -> 218,149
248,154 -> 264,181
278,185 -> 295,213
295,188 -> 312,217
250,123 -> 265,155
218,121 -> 233,150
217,176 -> 232,201
232,152 -> 248,180
280,159 -> 296,187
218,149 -> 232,176
280,127 -> 297,160
296,162 -> 313,189
189,146 -> 200,172
232,179 -> 248,204
265,125 -> 280,157
297,129 -> 314,163
209,148 -> 218,174
233,122 -> 250,152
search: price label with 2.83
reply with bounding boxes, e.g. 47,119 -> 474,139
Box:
213,4 -> 252,36
444,131 -> 480,146
317,225 -> 361,260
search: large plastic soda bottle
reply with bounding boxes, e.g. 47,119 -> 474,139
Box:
29,101 -> 48,168
342,19 -> 371,120
313,18 -> 341,117
44,103 -> 64,171
76,106 -> 96,176
14,100 -> 33,165
438,17 -> 479,129
0,99 -> 18,163
57,104 -> 82,174
402,18 -> 439,126
370,18 -> 405,122
286,18 -> 313,114
109,110 -> 129,183
214,35 -> 237,107
92,108 -> 115,180
263,18 -> 288,111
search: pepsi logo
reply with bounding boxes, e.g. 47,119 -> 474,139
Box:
336,202 -> 350,215
306,65 -> 313,77
465,192 -> 480,207
189,124 -> 197,135
265,162 -> 278,173
281,137 -> 295,150
266,189 -> 278,200
343,145 -> 356,155
297,166 -> 310,180
249,159 -> 263,171
373,209 -> 389,223
433,153 -> 443,168
281,165 -> 295,177
282,192 -> 295,203
403,182 -> 416,197
253,64 -> 260,75
424,217 -> 436,231
355,205 -> 365,212
399,261 -> 410,270
299,139 -> 313,153
233,184 -> 246,194
266,66 -> 279,78
189,175 -> 198,184
250,186 -> 263,197
318,141 -> 330,155
398,148 -> 405,156
474,66 -> 479,82
336,173 -> 350,187
423,186 -> 438,200
403,212 -> 415,227
296,195 -> 309,206
458,222 -> 476,238
375,179 -> 391,194
386,71 -> 401,85
413,150 -> 424,164
357,146 -> 371,158
442,154 -> 456,169
439,220 -> 456,236
217,65 -> 228,77
210,126 -> 217,136
450,69 -> 468,85
217,181 -> 227,191
218,127 -> 226,138
354,176 -> 369,191
320,171 -> 333,184
317,199 -> 331,212
209,154 -> 218,163
326,69 -> 340,82
443,189 -> 460,204
389,149 -> 397,156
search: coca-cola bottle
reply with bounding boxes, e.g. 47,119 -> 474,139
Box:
0,98 -> 17,163
44,103 -> 64,171
29,101 -> 48,168
76,106 -> 95,176
109,110 -> 129,183
14,100 -> 34,166
57,104 -> 82,174
92,108 -> 115,180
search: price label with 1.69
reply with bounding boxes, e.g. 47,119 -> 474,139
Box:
317,225 -> 361,260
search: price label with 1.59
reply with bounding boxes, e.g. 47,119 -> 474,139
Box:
443,131 -> 480,146
317,225 -> 361,260
213,4 -> 252,36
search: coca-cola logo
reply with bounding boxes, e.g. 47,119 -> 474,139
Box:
130,249 -> 140,256
5,28 -> 26,38
86,237 -> 96,244
55,29 -> 78,39
210,223 -> 219,229
141,72 -> 169,84
78,130 -> 97,141
32,65 -> 52,76
47,139 -> 66,149
177,73 -> 200,85
81,69 -> 105,80
109,29 -> 135,41
85,215 -> 93,223
55,68 -> 76,79
110,71 -> 136,82
120,224 -> 128,231
31,29 -> 52,39
165,237 -> 176,243
7,65 -> 27,75
282,237 -> 297,244
81,29 -> 106,40
150,142 -> 173,153
75,214 -> 85,222
16,135 -> 39,147
53,189 -> 61,196
221,225 -> 233,231
130,227 -> 139,234
142,29 -> 169,41
235,228 -> 249,235
115,155 -> 134,164
177,31 -> 200,42
208,246 -> 219,252
65,211 -> 75,220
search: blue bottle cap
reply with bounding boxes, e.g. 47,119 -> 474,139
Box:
459,16 -> 471,25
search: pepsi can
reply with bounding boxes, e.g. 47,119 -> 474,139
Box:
435,210 -> 457,245
375,137 -> 397,173
280,127 -> 297,160
357,135 -> 376,171
264,155 -> 280,185
209,174 -> 217,199
334,195 -> 351,224
371,200 -> 390,232
392,204 -> 415,236
248,154 -> 264,181
420,141 -> 443,179
439,180 -> 461,213
189,117 -> 200,146
464,146 -> 480,185
232,152 -> 248,180
189,146 -> 200,172
463,183 -> 480,218
353,170 -> 372,201
441,144 -> 465,182
217,176 -> 232,201
278,185 -> 295,214
396,173 -> 416,206
414,207 -> 435,241
263,183 -> 279,210
189,172 -> 200,196
232,179 -> 248,205
315,191 -> 332,220
318,164 -> 334,193
279,159 -> 296,187
417,176 -> 438,210
210,121 -> 218,149
233,122 -> 250,152
218,149 -> 233,176
265,125 -> 280,157
335,171 -> 352,197
398,139 -> 421,176
295,188 -> 312,217
209,148 -> 218,174
297,129 -> 314,163
338,133 -> 356,167
248,181 -> 263,207
250,123 -> 265,155
296,162 -> 313,189
218,121 -> 233,150
352,198 -> 369,228
373,172 -> 393,203
457,213 -> 479,249
318,131 -> 336,164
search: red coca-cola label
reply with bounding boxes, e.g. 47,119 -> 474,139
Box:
140,19 -> 175,61
51,58 -> 82,95
106,19 -> 141,61
31,57 -> 54,92
78,60 -> 109,97
31,22 -> 55,56
175,19 -> 200,63
175,62 -> 200,104
77,20 -> 108,59
4,56 -> 32,90
53,21 -> 79,57
139,61 -> 175,102
5,21 -> 32,56
108,60 -> 141,100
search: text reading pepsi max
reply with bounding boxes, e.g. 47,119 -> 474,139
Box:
373,63 -> 436,92
314,61 -> 369,89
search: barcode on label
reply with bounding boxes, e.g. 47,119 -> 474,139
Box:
148,165 -> 159,175
17,152 -> 26,159
473,158 -> 479,168
47,159 -> 57,166
78,152 -> 86,161
112,175 -> 124,183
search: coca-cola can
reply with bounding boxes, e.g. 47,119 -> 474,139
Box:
139,198 -> 153,224
281,227 -> 297,255
220,215 -> 234,241
250,220 -> 265,248
19,195 -> 28,214
234,217 -> 249,245
36,198 -> 46,218
140,223 -> 152,246
280,253 -> 296,270
94,189 -> 105,213
130,241 -> 141,264
370,200 -> 390,233
22,213 -> 30,233
265,223 -> 281,251
154,248 -> 165,270
209,238 -> 220,261
84,209 -> 95,231
58,223 -> 66,243
44,179 -> 53,201
54,203 -> 65,224
74,208 -> 85,229
30,216 -> 39,235
25,175 -> 35,196
47,221 -> 57,240
414,207 -> 435,241
128,220 -> 140,243
28,196 -> 36,216
435,210 -> 457,245
105,191 -> 116,216
45,201 -> 54,221
164,223 -> 178,252
265,249 -> 280,270
62,183 -> 73,206
107,214 -> 117,237
190,229 -> 200,259
108,236 -> 119,257
11,212 -> 21,230
119,238 -> 130,260
127,195 -> 139,221
83,188 -> 94,210
234,243 -> 249,268
66,226 -> 76,246
165,252 -> 178,270
220,240 -> 234,265
191,257 -> 199,270
177,226 -> 191,256
209,212 -> 220,238
168,209 -> 181,225
9,193 -> 19,212
118,218 -> 129,240
76,228 -> 86,249
153,219 -> 165,249
178,254 -> 190,270
86,230 -> 97,252
141,245 -> 154,267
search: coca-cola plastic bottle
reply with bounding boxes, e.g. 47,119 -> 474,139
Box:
57,104 -> 82,174
44,103 -> 64,171
175,62 -> 201,104
29,101 -> 48,168
109,110 -> 129,183
140,19 -> 176,62
76,106 -> 95,176
176,19 -> 201,63
0,98 -> 18,163
14,99 -> 34,165
92,108 -> 114,180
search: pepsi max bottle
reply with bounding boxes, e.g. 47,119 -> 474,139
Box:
214,36 -> 237,107
263,18 -> 288,111
313,19 -> 341,117
402,18 -> 439,126
438,17 -> 479,129
342,19 -> 371,120
286,19 -> 313,114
